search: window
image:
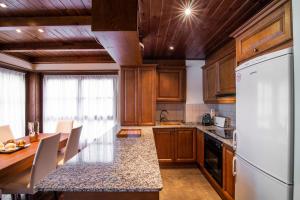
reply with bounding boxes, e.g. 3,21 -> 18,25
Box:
43,75 -> 118,146
0,67 -> 25,138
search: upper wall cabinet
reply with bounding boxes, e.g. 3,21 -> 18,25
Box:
156,67 -> 186,103
121,65 -> 156,126
231,0 -> 292,64
203,40 -> 236,104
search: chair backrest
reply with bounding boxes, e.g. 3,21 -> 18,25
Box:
55,120 -> 73,134
29,133 -> 61,189
0,125 -> 14,143
63,126 -> 82,164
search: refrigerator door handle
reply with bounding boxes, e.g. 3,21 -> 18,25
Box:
232,156 -> 237,176
233,130 -> 237,150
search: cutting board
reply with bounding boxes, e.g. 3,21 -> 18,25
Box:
117,129 -> 142,138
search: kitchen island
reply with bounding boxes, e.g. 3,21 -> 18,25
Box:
36,125 -> 163,200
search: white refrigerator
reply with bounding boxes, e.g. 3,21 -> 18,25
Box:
234,48 -> 294,200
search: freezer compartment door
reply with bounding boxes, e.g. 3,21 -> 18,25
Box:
235,156 -> 292,200
235,53 -> 293,184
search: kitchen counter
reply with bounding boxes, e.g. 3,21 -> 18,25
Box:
153,122 -> 233,148
35,125 -> 163,194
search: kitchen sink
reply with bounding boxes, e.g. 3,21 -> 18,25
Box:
159,121 -> 182,126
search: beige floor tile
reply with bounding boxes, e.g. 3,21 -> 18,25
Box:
160,167 -> 221,200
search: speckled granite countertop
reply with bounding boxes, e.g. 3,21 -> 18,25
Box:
153,122 -> 234,147
35,125 -> 163,192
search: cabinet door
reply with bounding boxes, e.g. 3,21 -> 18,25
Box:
156,68 -> 186,102
121,67 -> 138,126
223,144 -> 235,199
138,66 -> 156,125
217,52 -> 236,95
203,64 -> 217,102
175,128 -> 196,162
153,128 -> 175,163
235,1 -> 292,63
196,130 -> 205,167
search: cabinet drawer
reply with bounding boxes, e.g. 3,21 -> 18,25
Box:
235,1 -> 292,63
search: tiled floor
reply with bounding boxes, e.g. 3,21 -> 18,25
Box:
160,167 -> 221,200
2,167 -> 221,200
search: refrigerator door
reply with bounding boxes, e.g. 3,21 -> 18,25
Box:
235,156 -> 293,200
235,52 -> 293,184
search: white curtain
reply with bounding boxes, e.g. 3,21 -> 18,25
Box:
43,75 -> 118,146
0,67 -> 25,138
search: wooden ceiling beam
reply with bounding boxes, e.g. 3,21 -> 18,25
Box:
31,55 -> 114,64
0,41 -> 105,53
0,16 -> 91,31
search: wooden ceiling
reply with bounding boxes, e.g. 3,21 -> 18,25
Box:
0,0 -> 272,63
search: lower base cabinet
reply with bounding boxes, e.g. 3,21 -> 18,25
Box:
196,130 -> 205,167
153,128 -> 196,164
223,144 -> 235,200
153,128 -> 175,163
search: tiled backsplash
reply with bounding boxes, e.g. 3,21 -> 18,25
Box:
216,104 -> 236,126
185,104 -> 216,123
156,103 -> 185,121
156,102 -> 236,127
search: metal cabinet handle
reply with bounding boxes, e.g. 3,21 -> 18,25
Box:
233,130 -> 237,151
232,156 -> 237,176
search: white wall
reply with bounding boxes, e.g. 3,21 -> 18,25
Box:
293,0 -> 300,199
185,60 -> 205,104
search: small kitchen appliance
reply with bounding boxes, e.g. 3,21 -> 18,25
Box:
202,113 -> 213,126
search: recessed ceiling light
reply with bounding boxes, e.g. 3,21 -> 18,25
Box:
38,29 -> 44,33
16,29 -> 22,33
169,46 -> 174,50
184,7 -> 192,16
0,3 -> 7,8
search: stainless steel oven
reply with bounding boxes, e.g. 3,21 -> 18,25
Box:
204,134 -> 223,186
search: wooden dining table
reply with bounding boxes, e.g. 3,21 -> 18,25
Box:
0,133 -> 68,183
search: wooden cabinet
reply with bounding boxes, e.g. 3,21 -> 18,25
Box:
156,67 -> 186,102
121,65 -> 156,126
203,40 -> 236,104
203,64 -> 218,102
196,130 -> 204,167
232,0 -> 292,64
223,144 -> 235,200
138,66 -> 156,125
175,128 -> 196,162
153,128 -> 175,163
217,52 -> 236,95
153,128 -> 196,164
121,67 -> 138,126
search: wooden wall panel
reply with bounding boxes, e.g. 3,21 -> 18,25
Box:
25,72 -> 43,134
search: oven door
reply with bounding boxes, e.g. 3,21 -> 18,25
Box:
204,134 -> 223,186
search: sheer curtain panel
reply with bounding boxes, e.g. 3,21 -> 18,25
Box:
43,75 -> 117,146
0,67 -> 25,138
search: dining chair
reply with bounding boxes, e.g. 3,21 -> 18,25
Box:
55,120 -> 73,134
58,126 -> 82,165
0,133 -> 61,199
0,125 -> 14,143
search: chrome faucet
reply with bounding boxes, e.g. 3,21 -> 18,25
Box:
160,110 -> 169,122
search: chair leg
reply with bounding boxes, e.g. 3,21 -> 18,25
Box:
54,191 -> 59,200
25,194 -> 35,200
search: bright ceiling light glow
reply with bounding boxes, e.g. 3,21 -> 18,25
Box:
16,29 -> 22,33
169,46 -> 174,50
0,3 -> 7,8
38,29 -> 44,33
184,7 -> 192,16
